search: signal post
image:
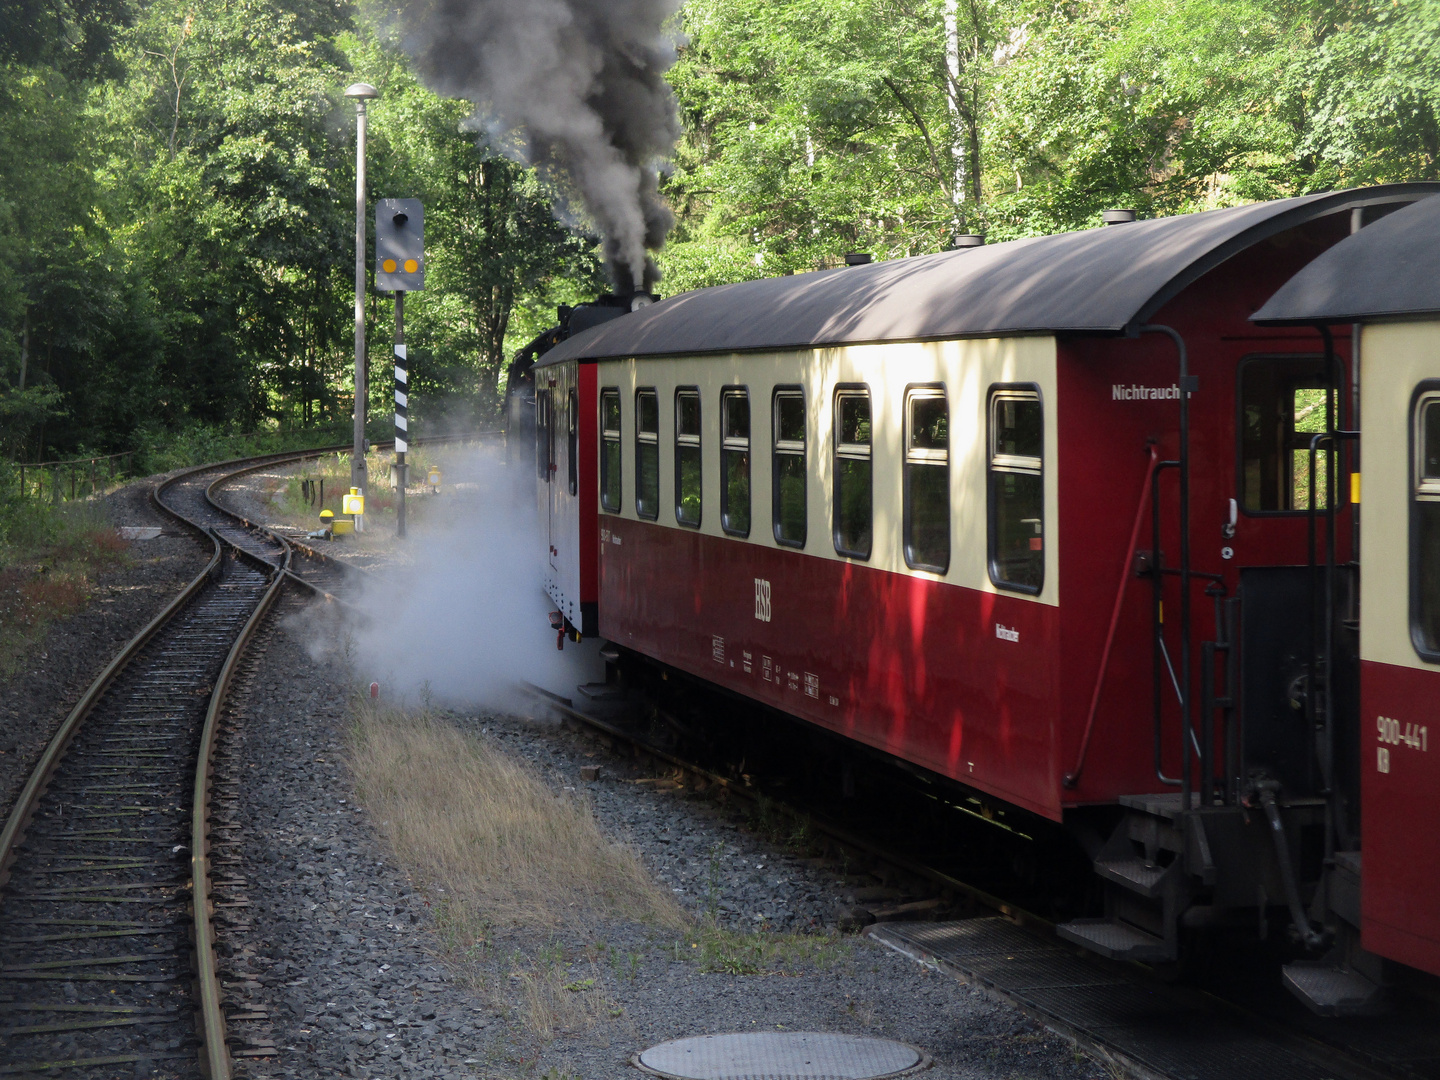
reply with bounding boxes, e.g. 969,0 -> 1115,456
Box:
375,198 -> 425,537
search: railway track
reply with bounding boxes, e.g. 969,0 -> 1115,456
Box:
529,672 -> 1440,1080
0,436 -> 476,1077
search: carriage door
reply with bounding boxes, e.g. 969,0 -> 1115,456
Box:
548,383 -> 562,573
1235,354 -> 1358,805
535,387 -> 556,571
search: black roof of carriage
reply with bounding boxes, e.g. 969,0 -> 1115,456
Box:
1252,193 -> 1440,326
537,183 -> 1440,366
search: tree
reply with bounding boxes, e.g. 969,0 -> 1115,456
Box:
665,0 -> 1007,271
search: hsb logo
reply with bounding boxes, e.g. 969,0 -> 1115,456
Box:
754,578 -> 772,622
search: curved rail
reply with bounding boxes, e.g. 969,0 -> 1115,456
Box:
0,433 -> 494,1077
0,531 -> 222,892
0,450 -> 324,1076
189,541 -> 289,1080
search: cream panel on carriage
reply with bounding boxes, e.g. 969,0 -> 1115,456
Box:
594,334 -> 1059,606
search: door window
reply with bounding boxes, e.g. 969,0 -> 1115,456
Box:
988,387 -> 1044,593
635,388 -> 659,520
567,388 -> 578,497
904,387 -> 949,572
834,387 -> 872,559
1239,356 -> 1342,513
721,389 -> 751,537
536,389 -> 551,482
600,388 -> 621,513
676,389 -> 701,527
1414,389 -> 1440,659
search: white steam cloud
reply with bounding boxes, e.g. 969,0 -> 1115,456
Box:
348,447 -> 602,711
396,0 -> 682,293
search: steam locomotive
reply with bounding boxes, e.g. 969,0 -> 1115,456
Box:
510,183 -> 1440,1015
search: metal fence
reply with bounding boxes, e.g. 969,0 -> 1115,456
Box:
14,452 -> 137,504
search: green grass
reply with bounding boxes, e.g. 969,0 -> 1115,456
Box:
676,920 -> 851,975
0,493 -> 130,678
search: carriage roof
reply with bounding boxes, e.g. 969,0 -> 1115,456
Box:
1253,192 -> 1440,327
537,184 -> 1440,367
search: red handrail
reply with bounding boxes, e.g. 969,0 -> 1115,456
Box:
1063,443 -> 1161,789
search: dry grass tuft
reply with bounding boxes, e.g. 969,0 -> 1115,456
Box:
0,509 -> 128,678
347,699 -> 686,937
496,947 -> 619,1041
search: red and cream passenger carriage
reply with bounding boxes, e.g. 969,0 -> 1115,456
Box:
515,183 -> 1440,1012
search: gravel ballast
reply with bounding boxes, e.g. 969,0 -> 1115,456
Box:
0,478 -> 209,824
3,463 -> 1108,1078
217,593 -> 1106,1080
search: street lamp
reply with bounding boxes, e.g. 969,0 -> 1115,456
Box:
345,82 -> 379,515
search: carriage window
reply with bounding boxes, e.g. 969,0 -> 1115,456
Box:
834,388 -> 871,559
721,389 -> 751,537
1239,356 -> 1343,513
988,387 -> 1043,593
635,388 -> 659,520
600,388 -> 621,513
904,387 -> 949,572
1413,390 -> 1440,659
675,389 -> 701,527
773,388 -> 806,547
567,388 -> 578,497
536,388 -> 552,483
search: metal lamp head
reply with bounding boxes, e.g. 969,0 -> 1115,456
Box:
344,82 -> 380,100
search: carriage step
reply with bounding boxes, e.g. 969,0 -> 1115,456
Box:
577,682 -> 626,701
1095,856 -> 1170,898
1282,961 -> 1387,1017
1057,918 -> 1175,962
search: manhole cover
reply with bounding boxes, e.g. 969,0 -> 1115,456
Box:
635,1032 -> 928,1080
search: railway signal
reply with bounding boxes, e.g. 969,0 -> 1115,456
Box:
376,198 -> 424,537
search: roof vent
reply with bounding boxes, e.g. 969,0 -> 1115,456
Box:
953,234 -> 985,249
843,252 -> 873,266
1102,209 -> 1137,225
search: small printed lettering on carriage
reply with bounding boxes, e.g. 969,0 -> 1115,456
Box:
712,635 -> 725,664
1113,383 -> 1183,401
754,578 -> 772,622
995,624 -> 1019,642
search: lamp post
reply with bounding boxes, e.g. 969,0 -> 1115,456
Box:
345,82 -> 379,511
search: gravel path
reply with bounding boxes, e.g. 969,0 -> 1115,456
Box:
217,591 -> 1106,1080
0,478 -> 209,824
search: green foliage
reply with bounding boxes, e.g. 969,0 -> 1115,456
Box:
667,0 -> 1440,272
666,0 -> 991,269
5,0 -> 1440,462
0,0 -> 602,464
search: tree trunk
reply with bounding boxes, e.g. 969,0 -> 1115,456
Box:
944,0 -> 967,211
18,307 -> 28,391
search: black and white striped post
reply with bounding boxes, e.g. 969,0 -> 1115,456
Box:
394,290 -> 408,538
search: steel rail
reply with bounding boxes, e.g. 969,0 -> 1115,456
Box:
188,532 -> 290,1080
0,527 -> 222,893
519,683 -> 1041,930
0,430 -> 508,1077
527,685 -> 1409,1080
1,445 -> 355,1076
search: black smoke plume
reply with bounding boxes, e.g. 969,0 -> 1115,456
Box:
397,0 -> 681,293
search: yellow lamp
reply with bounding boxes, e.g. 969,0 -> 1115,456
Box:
342,487 -> 365,515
